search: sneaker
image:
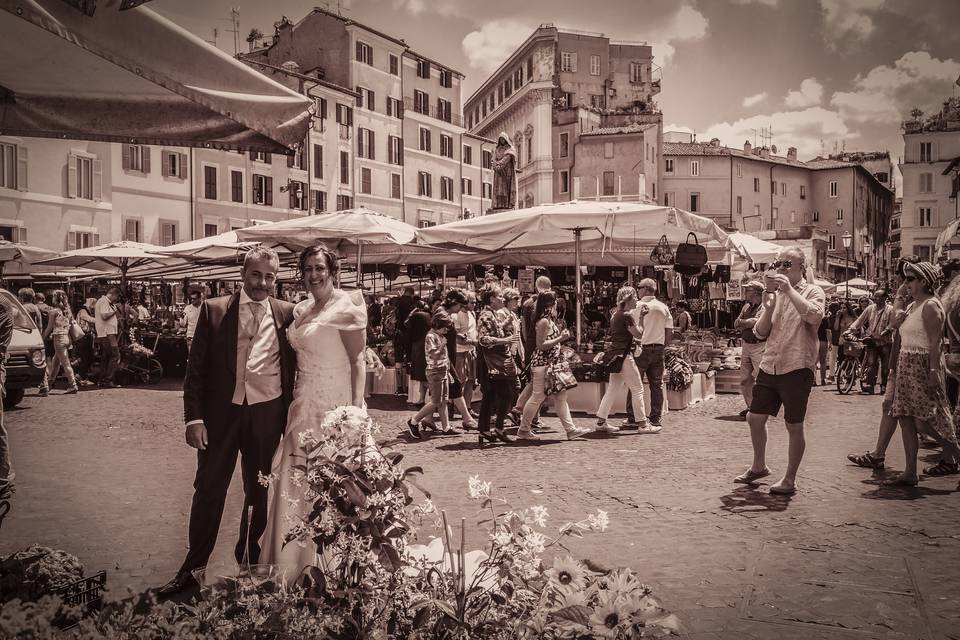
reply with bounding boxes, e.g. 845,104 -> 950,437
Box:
648,417 -> 663,428
621,420 -> 640,430
595,420 -> 621,433
38,386 -> 49,397
406,419 -> 422,440
637,425 -> 662,434
65,385 -> 79,395
564,426 -> 591,440
516,429 -> 540,440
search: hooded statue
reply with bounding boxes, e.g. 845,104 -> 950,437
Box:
492,131 -> 518,210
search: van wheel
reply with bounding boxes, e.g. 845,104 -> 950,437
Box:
3,388 -> 24,410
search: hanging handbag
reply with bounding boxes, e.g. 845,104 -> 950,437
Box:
68,319 -> 84,342
674,232 -> 708,276
544,359 -> 578,396
481,344 -> 517,381
649,234 -> 674,266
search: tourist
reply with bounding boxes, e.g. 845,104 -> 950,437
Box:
817,309 -> 830,386
735,281 -> 766,417
0,298 -> 13,497
405,299 -> 432,408
95,286 -> 122,389
674,301 -> 693,335
75,298 -> 98,382
476,283 -> 519,443
17,288 -> 41,329
511,275 -> 552,428
406,313 -> 456,438
885,262 -> 960,485
394,285 -> 416,363
182,290 -> 203,350
518,290 -> 590,440
503,288 -> 525,414
40,290 -> 78,395
845,288 -> 892,394
626,278 -> 672,429
595,286 -> 660,434
453,291 -> 479,412
435,290 -> 477,430
734,246 -> 825,495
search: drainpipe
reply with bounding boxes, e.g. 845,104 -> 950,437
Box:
729,155 -> 734,229
769,164 -> 775,230
189,147 -> 196,239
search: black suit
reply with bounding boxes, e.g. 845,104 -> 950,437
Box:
179,293 -> 296,575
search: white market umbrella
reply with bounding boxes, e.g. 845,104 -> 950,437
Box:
813,278 -> 837,293
0,240 -> 58,278
727,233 -> 784,264
835,277 -> 876,290
838,286 -> 871,299
35,241 -> 182,293
0,0 -> 313,153
155,230 -> 258,262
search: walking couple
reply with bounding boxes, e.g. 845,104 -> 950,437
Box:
158,244 -> 368,596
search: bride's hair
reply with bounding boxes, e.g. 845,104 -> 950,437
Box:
297,242 -> 340,282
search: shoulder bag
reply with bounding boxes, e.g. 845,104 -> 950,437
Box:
68,319 -> 84,343
649,235 -> 674,266
674,232 -> 708,276
544,358 -> 577,396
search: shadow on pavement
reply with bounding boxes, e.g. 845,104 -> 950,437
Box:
718,486 -> 793,514
713,415 -> 746,422
859,470 -> 958,500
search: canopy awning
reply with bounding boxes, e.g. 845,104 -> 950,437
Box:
235,208 -> 418,250
0,0 -> 313,153
727,233 -> 783,264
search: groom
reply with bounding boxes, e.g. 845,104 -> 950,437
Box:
158,247 -> 297,597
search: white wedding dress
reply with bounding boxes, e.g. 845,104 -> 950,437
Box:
260,288 -> 366,584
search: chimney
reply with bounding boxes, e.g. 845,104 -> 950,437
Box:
771,144 -> 778,155
743,140 -> 752,154
710,137 -> 720,147
758,146 -> 769,157
787,147 -> 797,161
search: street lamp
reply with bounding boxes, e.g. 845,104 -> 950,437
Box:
842,231 -> 853,299
862,242 -> 873,282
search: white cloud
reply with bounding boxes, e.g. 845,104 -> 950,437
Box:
461,20 -> 534,74
698,107 -> 852,160
784,77 -> 824,108
647,4 -> 709,65
742,92 -> 768,108
831,51 -> 960,124
392,0 -> 466,17
820,0 -> 884,49
732,0 -> 779,5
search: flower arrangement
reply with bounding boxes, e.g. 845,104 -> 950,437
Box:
127,328 -> 154,357
0,545 -> 84,604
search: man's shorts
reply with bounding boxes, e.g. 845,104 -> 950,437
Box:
750,368 -> 815,423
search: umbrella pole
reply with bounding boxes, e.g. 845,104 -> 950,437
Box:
356,242 -> 363,289
575,228 -> 582,347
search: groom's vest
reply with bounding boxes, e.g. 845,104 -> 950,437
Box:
232,300 -> 282,406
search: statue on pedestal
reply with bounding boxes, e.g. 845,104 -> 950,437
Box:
491,132 -> 518,211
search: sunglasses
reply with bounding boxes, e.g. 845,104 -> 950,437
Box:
771,260 -> 793,270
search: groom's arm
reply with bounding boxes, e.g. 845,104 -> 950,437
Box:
183,302 -> 212,445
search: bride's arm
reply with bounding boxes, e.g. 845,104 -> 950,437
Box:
340,328 -> 367,407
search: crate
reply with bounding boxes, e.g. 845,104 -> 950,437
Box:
701,372 -> 716,400
714,369 -> 742,394
54,571 -> 107,630
667,386 -> 694,410
371,367 -> 399,395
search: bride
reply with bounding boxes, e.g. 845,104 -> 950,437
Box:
260,242 -> 367,582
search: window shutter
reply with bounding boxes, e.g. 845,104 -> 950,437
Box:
356,86 -> 363,107
142,147 -> 151,174
347,107 -> 353,126
93,158 -> 102,201
122,144 -> 131,170
264,153 -> 272,164
336,105 -> 342,124
66,231 -> 77,250
178,153 -> 187,179
369,90 -> 375,112
161,151 -> 170,177
320,98 -> 328,119
571,53 -> 578,72
314,145 -> 323,179
15,226 -> 27,243
399,145 -> 404,166
290,187 -> 296,210
386,97 -> 392,117
356,40 -> 362,61
265,177 -> 273,206
249,150 -> 257,161
369,131 -> 375,161
67,153 -> 78,198
357,129 -> 364,157
16,145 -> 27,191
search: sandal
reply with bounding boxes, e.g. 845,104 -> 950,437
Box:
733,467 -> 771,484
923,460 -> 960,476
507,409 -> 522,427
882,475 -> 919,487
847,452 -> 885,469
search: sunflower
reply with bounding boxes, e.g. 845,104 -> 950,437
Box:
546,555 -> 587,589
589,595 -> 630,638
603,568 -> 646,600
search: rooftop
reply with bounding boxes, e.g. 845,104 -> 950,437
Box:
902,97 -> 960,134
662,141 -> 864,171
581,123 -> 658,137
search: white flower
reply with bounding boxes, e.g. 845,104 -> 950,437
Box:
523,530 -> 546,554
587,509 -> 609,532
529,505 -> 548,528
257,471 -> 277,487
468,475 -> 492,499
298,429 -> 319,448
415,498 -> 435,514
492,527 -> 513,548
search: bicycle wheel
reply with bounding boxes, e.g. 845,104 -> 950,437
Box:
141,359 -> 163,384
836,358 -> 856,395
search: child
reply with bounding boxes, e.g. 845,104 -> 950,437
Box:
407,313 -> 457,438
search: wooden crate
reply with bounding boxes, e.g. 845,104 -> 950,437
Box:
714,369 -> 741,394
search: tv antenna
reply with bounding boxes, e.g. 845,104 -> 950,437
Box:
215,8 -> 241,55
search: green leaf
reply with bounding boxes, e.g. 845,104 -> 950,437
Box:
549,604 -> 592,627
341,479 -> 367,507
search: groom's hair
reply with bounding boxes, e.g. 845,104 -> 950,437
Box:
243,246 -> 280,271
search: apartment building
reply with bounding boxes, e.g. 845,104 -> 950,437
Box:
0,137 -> 191,257
899,96 -> 960,262
465,24 -> 663,209
240,8 -> 491,226
662,139 -> 894,280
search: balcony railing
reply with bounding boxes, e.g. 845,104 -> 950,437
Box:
403,97 -> 463,127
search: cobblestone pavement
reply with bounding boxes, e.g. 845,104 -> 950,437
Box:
3,381 -> 960,639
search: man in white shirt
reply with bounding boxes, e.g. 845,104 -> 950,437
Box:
454,293 -> 479,409
626,278 -> 673,428
182,290 -> 203,350
95,287 -> 121,388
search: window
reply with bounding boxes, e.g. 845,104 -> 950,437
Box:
66,230 -> 98,250
160,222 -> 177,247
559,170 -> 569,194
203,165 -> 217,199
335,104 -> 353,139
829,180 -> 838,197
690,192 -> 700,212
771,180 -> 776,193
914,245 -> 932,262
461,177 -> 473,196
920,172 -> 934,193
664,192 -> 674,207
629,62 -> 642,83
289,180 -> 306,210
252,174 -> 272,205
875,171 -> 889,183
735,162 -> 742,178
337,195 -> 353,211
439,68 -> 452,88
418,171 -> 432,197
736,196 -> 742,215
419,127 -> 432,152
0,142 -> 23,190
919,207 -> 932,227
414,90 -> 429,115
122,144 -> 150,173
463,145 -> 473,165
288,145 -> 306,170
440,134 -> 453,158
489,94 -> 495,112
357,128 -> 376,160
836,208 -> 844,223
250,150 -> 271,163
602,171 -> 615,196
418,219 -> 436,228
800,184 -> 806,199
162,151 -> 186,178
389,54 -> 399,75
391,173 -> 401,199
360,167 -> 372,194
813,210 -> 819,222
563,92 -> 575,108
356,40 -> 373,65
481,100 -> 487,118
231,170 -> 243,203
386,96 -> 402,118
388,136 -> 403,165
526,57 -> 533,81
69,153 -> 100,200
123,218 -> 141,242
560,51 -> 577,72
590,54 -> 601,76
313,97 -> 328,130
482,150 -> 492,169
437,98 -> 452,123
313,145 -> 323,179
527,138 -> 532,163
772,207 -> 778,220
920,142 -> 933,162
690,161 -> 699,177
340,151 -> 349,184
482,182 -> 492,199
781,182 -> 786,196
590,94 -> 604,109
829,234 -> 836,251
664,158 -> 674,173
203,223 -> 218,238
440,176 -> 454,201
313,189 -> 327,212
753,177 -> 760,192
417,58 -> 431,79
604,142 -> 614,159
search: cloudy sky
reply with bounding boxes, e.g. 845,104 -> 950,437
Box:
155,0 -> 960,192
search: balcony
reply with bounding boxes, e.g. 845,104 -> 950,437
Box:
403,97 -> 463,127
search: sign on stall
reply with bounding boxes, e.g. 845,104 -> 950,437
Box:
727,281 -> 742,300
518,269 -> 535,293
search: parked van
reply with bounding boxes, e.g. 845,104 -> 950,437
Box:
0,289 -> 46,409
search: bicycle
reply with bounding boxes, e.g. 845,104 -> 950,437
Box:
835,338 -> 866,395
